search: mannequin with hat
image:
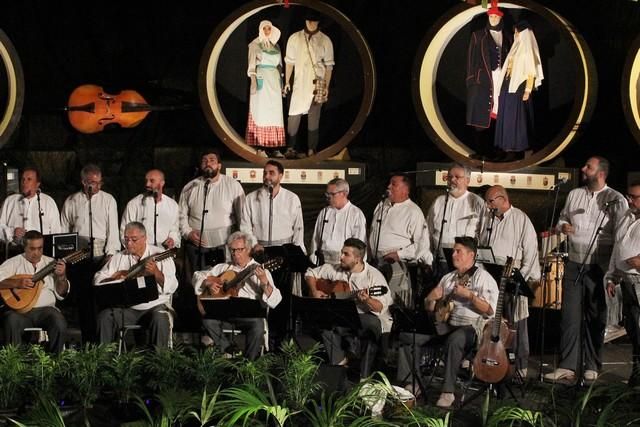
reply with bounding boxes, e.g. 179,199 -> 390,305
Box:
282,10 -> 334,159
466,1 -> 512,160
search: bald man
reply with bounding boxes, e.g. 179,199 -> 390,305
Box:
479,185 -> 540,378
121,169 -> 180,249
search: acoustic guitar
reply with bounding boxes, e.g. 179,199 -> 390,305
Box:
0,249 -> 90,313
315,278 -> 388,300
430,267 -> 475,336
100,248 -> 178,283
473,257 -> 516,384
197,257 -> 284,315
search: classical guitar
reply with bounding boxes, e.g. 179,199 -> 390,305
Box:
197,257 -> 284,315
473,257 -> 516,384
431,267 -> 475,336
0,249 -> 90,313
315,278 -> 388,300
100,248 -> 178,283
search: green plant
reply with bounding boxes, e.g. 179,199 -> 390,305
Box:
105,348 -> 146,403
0,344 -> 28,410
143,345 -> 191,392
225,351 -> 275,391
9,398 -> 66,427
187,387 -> 220,427
129,389 -> 193,427
186,347 -> 229,392
25,345 -> 57,402
275,340 -> 322,411
486,406 -> 544,427
217,384 -> 296,427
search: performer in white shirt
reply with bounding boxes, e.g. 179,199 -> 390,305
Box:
309,178 -> 366,265
305,238 -> 392,378
61,163 -> 120,258
368,173 -> 431,307
544,156 -> 627,384
121,169 -> 180,249
605,181 -> 640,387
193,231 -> 281,360
282,11 -> 334,158
427,163 -> 484,273
0,167 -> 61,247
94,222 -> 178,348
0,230 -> 69,353
179,149 -> 245,271
480,185 -> 540,378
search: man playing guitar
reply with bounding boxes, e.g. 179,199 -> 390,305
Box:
305,238 -> 393,378
423,236 -> 498,408
193,231 -> 281,360
0,230 -> 69,353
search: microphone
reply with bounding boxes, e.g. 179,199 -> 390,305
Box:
605,199 -> 621,207
489,207 -> 498,215
36,189 -> 41,195
87,184 -> 94,195
551,177 -> 568,189
267,183 -> 274,194
381,189 -> 390,200
203,169 -> 214,179
204,179 -> 211,189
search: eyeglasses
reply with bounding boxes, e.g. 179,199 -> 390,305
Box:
123,236 -> 143,243
230,247 -> 246,253
447,175 -> 466,180
486,195 -> 505,204
627,194 -> 640,201
324,191 -> 344,197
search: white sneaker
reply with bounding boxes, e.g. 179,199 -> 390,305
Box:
436,392 -> 455,408
584,370 -> 598,382
271,150 -> 285,158
543,368 -> 576,383
256,149 -> 268,158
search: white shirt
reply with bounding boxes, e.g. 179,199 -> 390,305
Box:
121,194 -> 180,248
93,245 -> 178,311
305,262 -> 394,333
0,193 -> 62,241
61,190 -> 120,256
368,198 -> 432,265
178,175 -> 245,248
192,258 -> 282,309
309,201 -> 366,265
427,190 -> 484,253
0,253 -> 69,308
478,206 -> 541,281
439,268 -> 499,327
606,209 -> 640,280
285,30 -> 335,115
241,186 -> 305,251
557,185 -> 627,267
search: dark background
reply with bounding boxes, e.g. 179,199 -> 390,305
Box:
0,0 -> 638,215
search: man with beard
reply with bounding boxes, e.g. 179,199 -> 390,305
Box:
427,163 -> 484,275
466,1 -> 511,159
0,167 -> 61,252
544,156 -> 627,384
605,181 -> 640,386
178,149 -> 245,272
305,238 -> 393,378
120,169 -> 180,249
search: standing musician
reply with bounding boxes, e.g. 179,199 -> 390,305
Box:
544,156 -> 627,384
179,149 -> 245,272
368,173 -> 431,306
309,178 -> 366,266
121,169 -> 180,249
605,180 -> 640,386
94,222 -> 178,348
479,185 -> 540,378
422,236 -> 498,408
0,230 -> 69,353
427,163 -> 484,274
0,167 -> 61,251
305,238 -> 393,378
192,231 -> 281,360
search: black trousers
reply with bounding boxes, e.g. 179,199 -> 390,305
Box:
2,306 -> 67,353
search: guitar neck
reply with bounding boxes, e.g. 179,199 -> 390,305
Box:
126,249 -> 175,279
223,264 -> 258,292
32,261 -> 57,282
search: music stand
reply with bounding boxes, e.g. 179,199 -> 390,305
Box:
44,232 -> 78,258
476,246 -> 496,264
481,263 -> 534,299
264,244 -> 313,273
200,297 -> 268,320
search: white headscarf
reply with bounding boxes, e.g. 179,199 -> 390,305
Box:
258,20 -> 280,45
500,26 -> 544,94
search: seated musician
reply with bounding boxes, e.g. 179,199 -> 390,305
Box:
0,230 -> 69,353
93,222 -> 178,348
304,238 -> 393,378
192,231 -> 281,360
423,236 -> 498,408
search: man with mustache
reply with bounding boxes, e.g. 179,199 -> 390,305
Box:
120,169 -> 180,249
178,149 -> 245,272
544,156 -> 627,384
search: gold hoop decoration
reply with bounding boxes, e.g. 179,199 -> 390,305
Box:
622,33 -> 640,145
412,0 -> 597,171
0,28 -> 24,148
199,0 -> 375,166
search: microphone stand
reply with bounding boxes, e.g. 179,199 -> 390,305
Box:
315,206 -> 328,266
485,210 -> 497,247
268,185 -> 274,247
153,192 -> 158,247
371,194 -> 388,267
432,188 -> 450,279
537,181 -> 565,381
87,187 -> 95,260
36,190 -> 44,234
197,179 -> 210,269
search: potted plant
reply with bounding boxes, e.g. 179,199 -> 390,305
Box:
0,345 -> 28,418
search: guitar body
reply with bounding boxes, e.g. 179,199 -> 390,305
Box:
315,279 -> 350,296
473,319 -> 514,383
0,275 -> 44,313
202,270 -> 241,299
